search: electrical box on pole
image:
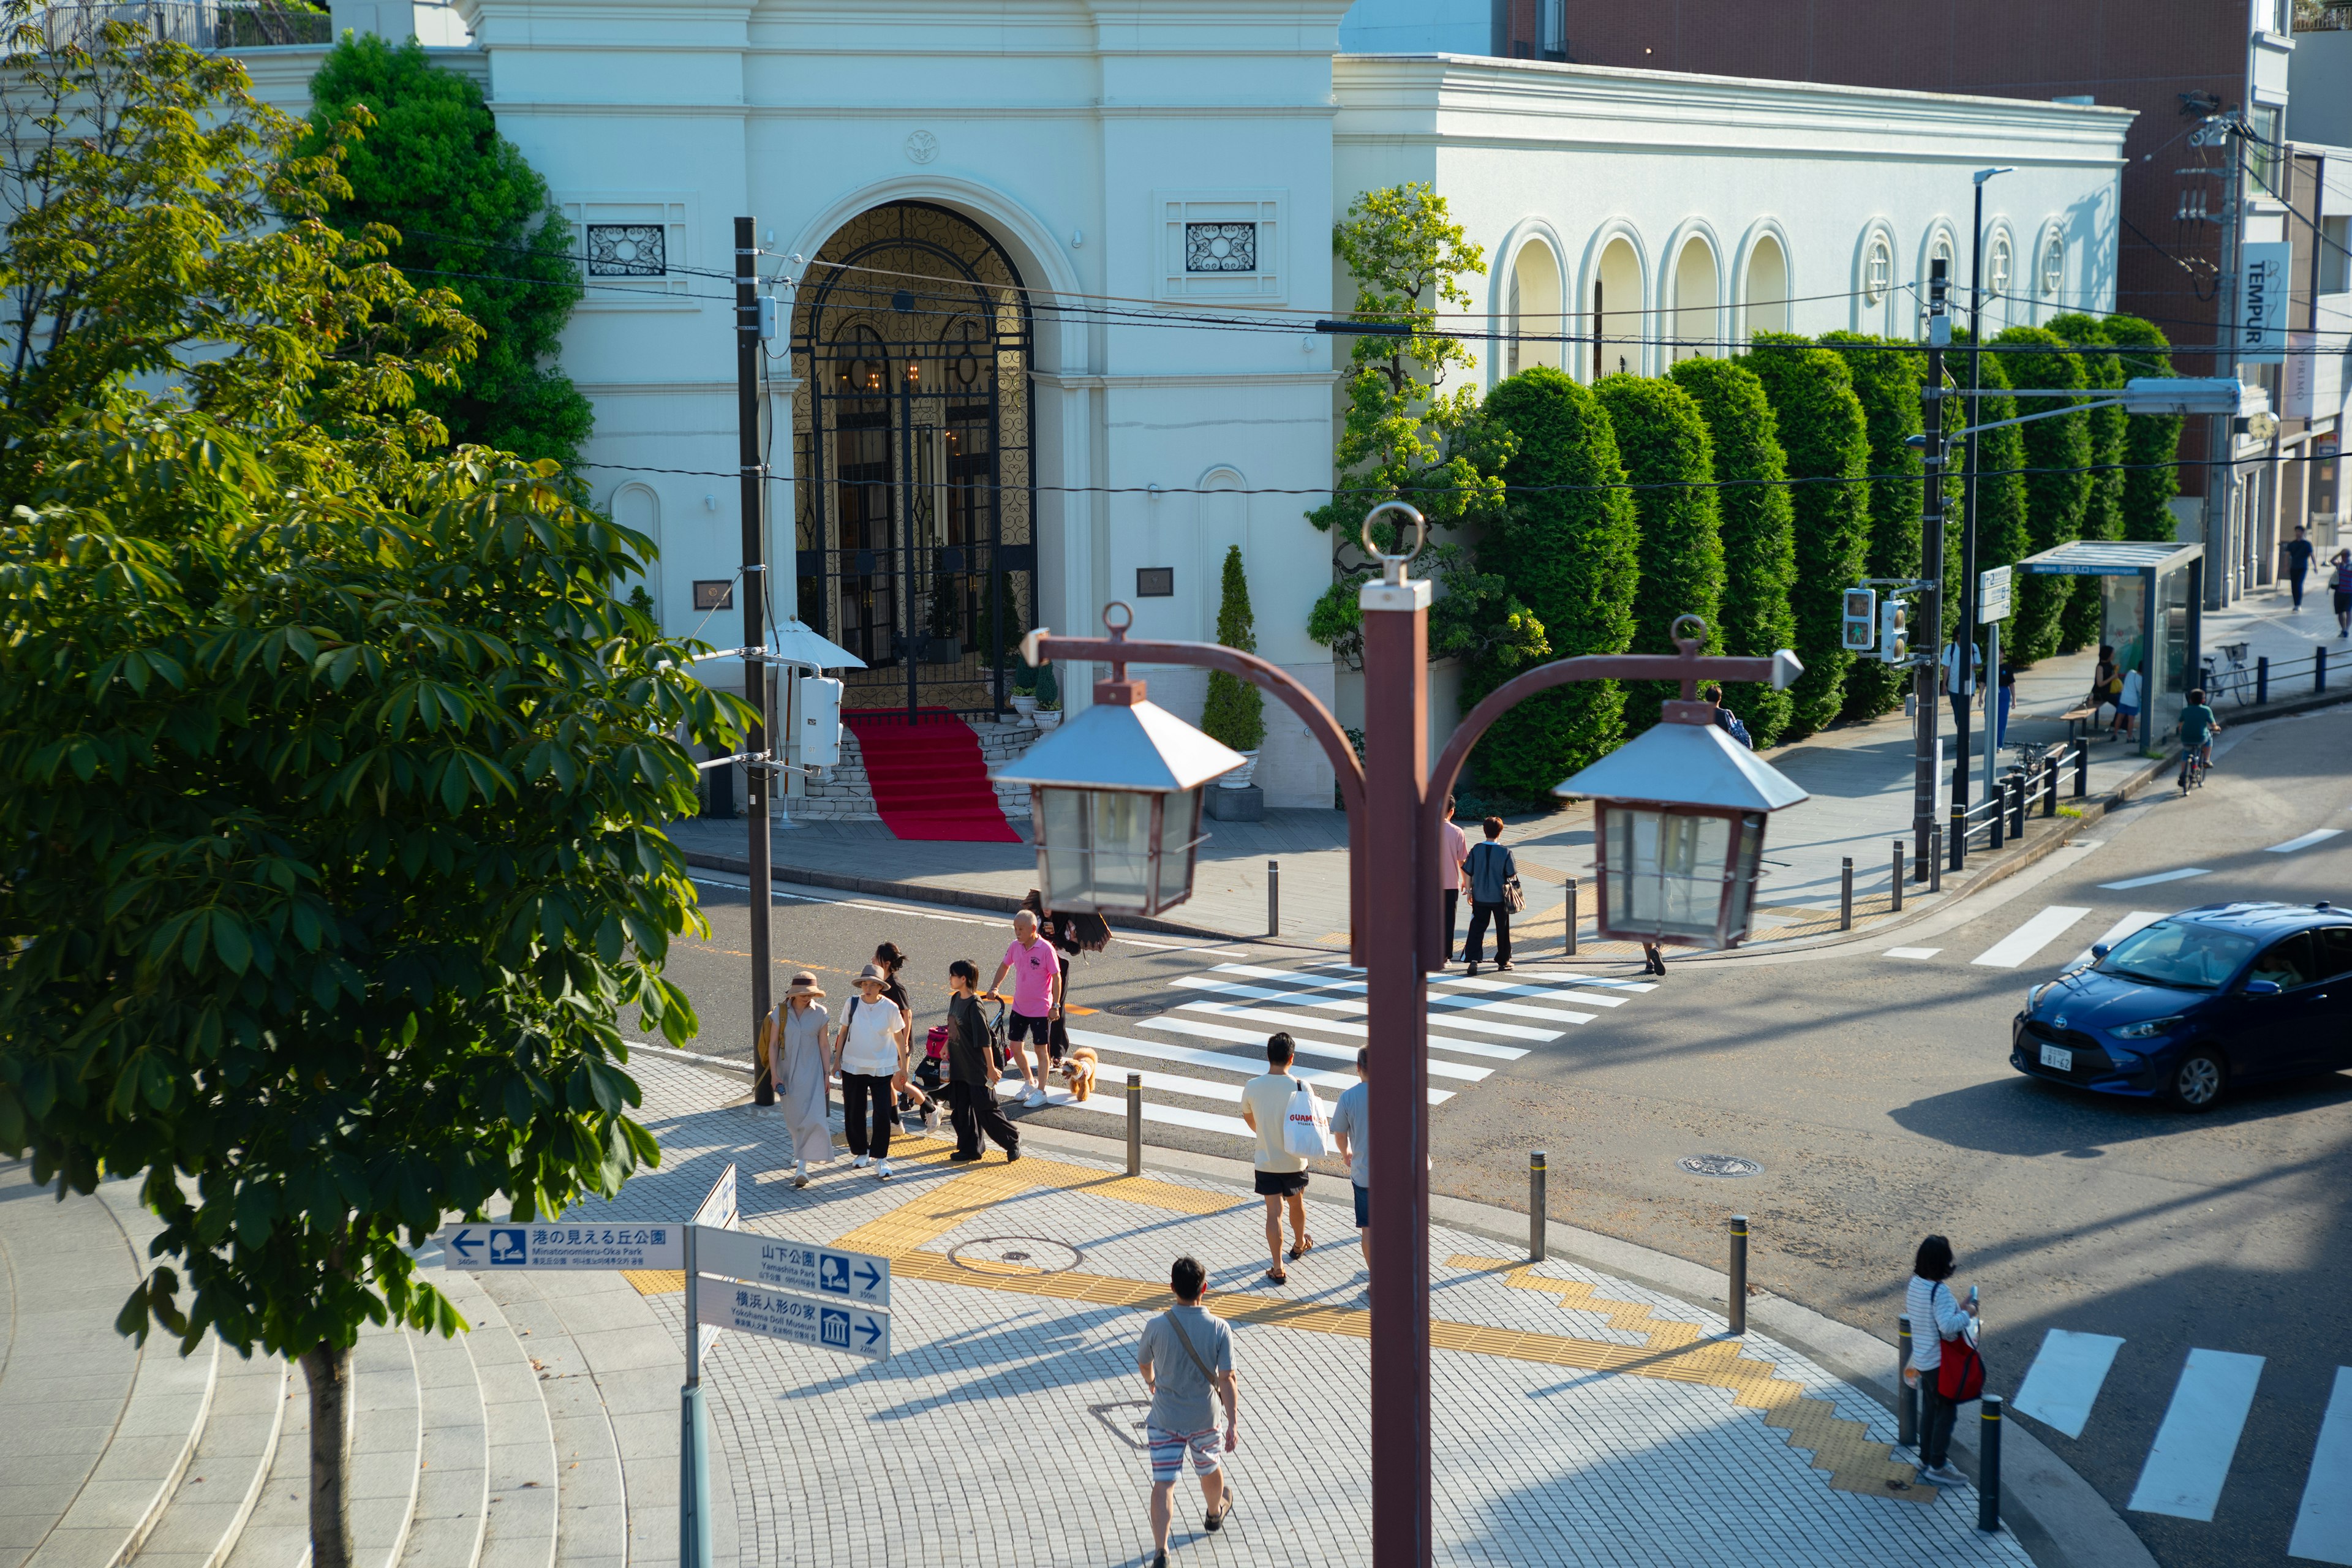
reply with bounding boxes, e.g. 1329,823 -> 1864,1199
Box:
1841,587 -> 1878,654
796,675 -> 842,766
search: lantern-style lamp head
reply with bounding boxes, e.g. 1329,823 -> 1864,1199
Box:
991,605 -> 1245,916
1554,683 -> 1808,952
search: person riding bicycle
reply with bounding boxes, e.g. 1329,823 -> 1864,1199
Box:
2177,688 -> 2219,788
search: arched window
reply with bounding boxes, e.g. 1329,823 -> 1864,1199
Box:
1988,235 -> 2013,298
1672,237 -> 1718,363
2040,232 -> 2067,296
1591,235 -> 1642,380
1506,239 -> 1563,377
1863,236 -> 1892,304
1743,233 -> 1789,338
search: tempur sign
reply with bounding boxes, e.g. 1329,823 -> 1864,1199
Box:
2236,242 -> 2291,366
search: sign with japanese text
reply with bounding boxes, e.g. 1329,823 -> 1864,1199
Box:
434,1221 -> 682,1272
696,1228 -> 891,1309
698,1284 -> 891,1361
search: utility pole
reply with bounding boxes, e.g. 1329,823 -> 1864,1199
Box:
734,214 -> 775,1104
2205,115 -> 2244,609
1914,258 -> 1948,880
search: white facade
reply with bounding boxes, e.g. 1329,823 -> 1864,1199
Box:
235,4 -> 2130,801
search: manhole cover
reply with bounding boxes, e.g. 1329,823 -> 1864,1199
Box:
1108,998 -> 1163,1016
948,1236 -> 1084,1275
1676,1154 -> 1763,1178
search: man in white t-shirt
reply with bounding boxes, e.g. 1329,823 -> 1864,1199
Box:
1237,1034 -> 1311,1283
1326,1049 -> 1370,1270
1438,794 -> 1470,963
829,963 -> 909,1180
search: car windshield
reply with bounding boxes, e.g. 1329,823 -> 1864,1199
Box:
2098,921 -> 2259,990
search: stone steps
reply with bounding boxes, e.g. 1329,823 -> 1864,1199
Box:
123,1352 -> 290,1568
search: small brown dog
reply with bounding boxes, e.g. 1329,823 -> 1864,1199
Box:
1058,1046 -> 1099,1102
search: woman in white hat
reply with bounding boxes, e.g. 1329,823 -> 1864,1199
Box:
829,962 -> 911,1180
763,972 -> 835,1188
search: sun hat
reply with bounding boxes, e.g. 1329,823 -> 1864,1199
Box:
785,973 -> 824,998
855,963 -> 888,986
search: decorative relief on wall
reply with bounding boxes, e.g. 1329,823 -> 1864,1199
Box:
1154,190 -> 1284,301
559,195 -> 695,306
1184,222 -> 1256,273
905,129 -> 939,165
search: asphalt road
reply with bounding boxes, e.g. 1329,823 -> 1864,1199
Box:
648,703 -> 2352,1568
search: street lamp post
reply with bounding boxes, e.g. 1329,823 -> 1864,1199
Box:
1006,502 -> 1808,1567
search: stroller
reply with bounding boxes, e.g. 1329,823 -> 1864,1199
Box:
903,997 -> 1009,1133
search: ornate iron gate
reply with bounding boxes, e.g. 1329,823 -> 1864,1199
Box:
792,203 -> 1035,717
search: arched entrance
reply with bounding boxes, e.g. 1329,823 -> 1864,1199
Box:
792,202 -> 1035,715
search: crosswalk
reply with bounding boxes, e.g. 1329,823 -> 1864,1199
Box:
997,957 -> 1651,1139
1890,905 -> 2180,971
2008,1328 -> 2349,1559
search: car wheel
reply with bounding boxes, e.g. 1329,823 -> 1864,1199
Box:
2167,1052 -> 2227,1111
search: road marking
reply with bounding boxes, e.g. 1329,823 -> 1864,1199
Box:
1884,947 -> 1942,960
2098,868 -> 2212,891
2128,1348 -> 2265,1521
1207,962 -> 1602,1024
2288,1366 -> 2352,1565
2069,912 -> 2168,968
1307,959 -> 1657,993
2268,828 -> 2346,854
1064,1027 -> 1453,1104
1171,1001 -> 1529,1061
1970,907 -> 2094,969
990,1072 -> 1250,1137
1138,1015 -> 1490,1082
2012,1329 -> 2125,1439
1172,977 -> 1569,1041
1438,975 -> 1629,1008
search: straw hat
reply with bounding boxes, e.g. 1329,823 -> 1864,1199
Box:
854,963 -> 888,986
784,972 -> 824,999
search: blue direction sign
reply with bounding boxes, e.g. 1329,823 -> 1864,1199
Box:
694,1227 -> 891,1309
434,1222 -> 683,1272
698,1285 -> 889,1362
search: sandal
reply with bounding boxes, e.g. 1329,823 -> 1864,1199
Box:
1289,1235 -> 1314,1261
1265,1267 -> 1287,1284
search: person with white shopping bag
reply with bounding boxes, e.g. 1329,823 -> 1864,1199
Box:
1238,1034 -> 1321,1284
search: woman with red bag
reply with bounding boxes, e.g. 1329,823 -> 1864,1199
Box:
1902,1235 -> 1981,1488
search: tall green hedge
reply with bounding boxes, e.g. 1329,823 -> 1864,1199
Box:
1469,366 -> 1639,797
1744,336 -> 1872,737
1667,358 -> 1798,745
1990,327 -> 2092,662
2102,315 -> 2184,542
1953,328 -> 2031,652
1593,374 -> 1724,733
1820,333 -> 1924,717
2047,314 -> 2128,650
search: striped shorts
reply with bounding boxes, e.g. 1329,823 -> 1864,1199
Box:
1146,1423 -> 1221,1483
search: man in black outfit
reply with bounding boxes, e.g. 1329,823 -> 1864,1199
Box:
2288,524 -> 2316,610
944,959 -> 1020,1163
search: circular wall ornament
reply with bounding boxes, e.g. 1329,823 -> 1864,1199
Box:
1676,1153 -> 1763,1178
904,129 -> 939,165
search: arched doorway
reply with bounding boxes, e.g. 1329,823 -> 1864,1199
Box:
792,202 -> 1035,715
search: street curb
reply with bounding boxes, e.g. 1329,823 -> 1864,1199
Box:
624,1039 -> 2149,1568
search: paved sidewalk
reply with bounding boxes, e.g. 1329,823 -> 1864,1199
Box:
550,1057 -> 2035,1568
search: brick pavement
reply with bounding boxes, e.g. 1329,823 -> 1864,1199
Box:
565,1057 -> 2038,1566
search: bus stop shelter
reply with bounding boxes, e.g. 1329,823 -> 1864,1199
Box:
2016,540 -> 2204,748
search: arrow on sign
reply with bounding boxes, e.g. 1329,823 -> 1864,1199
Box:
449,1229 -> 483,1262
857,1315 -> 883,1350
854,1261 -> 881,1294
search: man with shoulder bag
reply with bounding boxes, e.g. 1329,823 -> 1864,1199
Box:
1462,815 -> 1520,976
1137,1255 -> 1237,1568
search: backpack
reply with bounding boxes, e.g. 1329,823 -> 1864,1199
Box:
1714,709 -> 1754,750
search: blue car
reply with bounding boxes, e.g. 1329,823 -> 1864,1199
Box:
2011,902 -> 2352,1110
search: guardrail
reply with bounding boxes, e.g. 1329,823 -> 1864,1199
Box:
32,1 -> 330,49
1947,741 -> 2086,865
2237,647 -> 2331,710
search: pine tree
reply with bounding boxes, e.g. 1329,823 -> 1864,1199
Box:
1201,546 -> 1267,752
1818,333 -> 1924,718
1593,374 -> 1723,734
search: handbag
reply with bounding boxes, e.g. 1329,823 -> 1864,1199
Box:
925,1024 -> 951,1061
1503,874 -> 1526,913
1933,1286 -> 1986,1402
1282,1074 -> 1335,1157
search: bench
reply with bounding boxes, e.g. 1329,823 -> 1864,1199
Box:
2058,703 -> 2103,744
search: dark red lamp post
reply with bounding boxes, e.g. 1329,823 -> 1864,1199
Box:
1001,503 -> 1807,1566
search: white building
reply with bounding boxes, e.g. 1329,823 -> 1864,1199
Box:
233,0 -> 2130,810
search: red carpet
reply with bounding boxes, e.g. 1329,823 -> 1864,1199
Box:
842,710 -> 1022,843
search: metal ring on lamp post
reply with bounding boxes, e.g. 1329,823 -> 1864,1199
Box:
1360,500 -> 1428,586
1101,601 -> 1135,638
1669,612 -> 1712,648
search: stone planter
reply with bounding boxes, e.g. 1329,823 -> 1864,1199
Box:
1034,708 -> 1061,729
1010,693 -> 1038,717
1219,748 -> 1261,790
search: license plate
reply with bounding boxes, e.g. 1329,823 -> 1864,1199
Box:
2038,1043 -> 2073,1072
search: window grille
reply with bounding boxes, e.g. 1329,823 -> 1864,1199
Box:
1185,223 -> 1256,273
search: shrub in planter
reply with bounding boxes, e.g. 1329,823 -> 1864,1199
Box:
1818,333 -> 1923,718
1202,546 -> 1267,753
1033,660 -> 1060,710
1989,326 -> 2092,663
1666,358 -> 1798,746
1593,374 -> 1723,733
1743,336 -> 1872,738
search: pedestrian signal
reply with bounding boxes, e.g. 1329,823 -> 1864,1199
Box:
1880,598 -> 1909,665
1841,588 -> 1877,654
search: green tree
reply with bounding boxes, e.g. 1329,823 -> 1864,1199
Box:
2101,315 -> 2184,543
1201,545 -> 1266,752
1952,329 -> 2032,664
1819,333 -> 1924,717
1666,357 -> 1798,745
1593,374 -> 1723,731
1743,336 -> 1872,736
2047,313 -> 2128,650
1468,366 -> 1638,797
1991,326 -> 2092,662
304,36 -> 594,466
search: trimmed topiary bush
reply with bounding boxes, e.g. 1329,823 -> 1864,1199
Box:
1593,374 -> 1723,733
1667,357 -> 1798,746
2101,315 -> 2184,543
1819,333 -> 1924,718
1201,545 -> 1267,752
1951,328 -> 2032,651
2047,314 -> 2128,651
1468,366 -> 1639,797
1743,336 -> 1872,737
1991,326 -> 2092,663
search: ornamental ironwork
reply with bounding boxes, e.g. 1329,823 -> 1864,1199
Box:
586,224 -> 665,277
1185,222 -> 1256,273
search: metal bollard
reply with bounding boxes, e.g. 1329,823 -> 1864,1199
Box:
2010,772 -> 2027,839
1563,878 -> 1578,957
2075,742 -> 2089,799
1891,841 -> 1904,913
1989,793 -> 2003,850
1930,825 -> 1943,892
1727,1215 -> 1749,1336
1529,1151 -> 1548,1262
2321,646 -> 2330,695
1978,1394 -> 2003,1532
1948,801 -> 1965,871
1125,1073 -> 1142,1177
2257,655 -> 2269,706
1267,859 -> 1280,937
1840,857 -> 1853,931
1898,1317 -> 1918,1449
2043,755 -> 2057,818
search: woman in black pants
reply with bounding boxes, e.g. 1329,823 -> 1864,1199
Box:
1903,1235 -> 1981,1488
829,963 -> 910,1180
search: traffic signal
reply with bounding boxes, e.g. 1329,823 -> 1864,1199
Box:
1879,597 -> 1909,665
1841,587 -> 1877,654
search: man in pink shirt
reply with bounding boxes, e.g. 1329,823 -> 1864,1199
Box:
1439,794 -> 1470,962
989,909 -> 1063,1107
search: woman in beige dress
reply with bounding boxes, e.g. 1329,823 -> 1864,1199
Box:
763,971 -> 835,1186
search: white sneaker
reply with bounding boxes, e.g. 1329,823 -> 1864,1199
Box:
875,1160 -> 893,1182
853,1155 -> 872,1169
1026,1086 -> 1049,1107
921,1106 -> 942,1133
793,1162 -> 810,1188
1924,1463 -> 1968,1487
